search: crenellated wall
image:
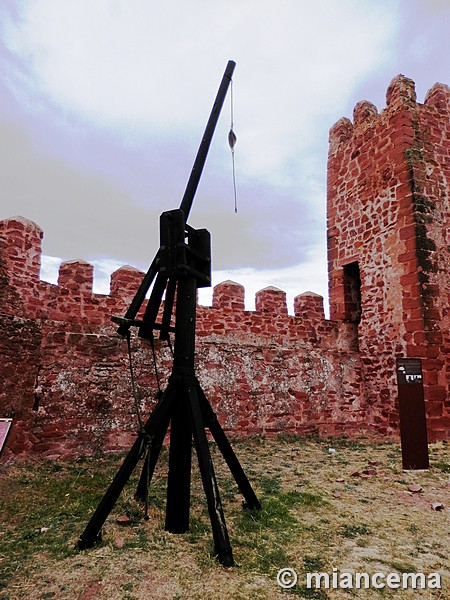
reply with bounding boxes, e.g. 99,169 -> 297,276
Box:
327,75 -> 450,441
1,74 -> 449,459
0,217 -> 363,458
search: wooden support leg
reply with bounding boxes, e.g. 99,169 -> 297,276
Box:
78,384 -> 176,549
197,386 -> 261,510
165,387 -> 192,533
186,385 -> 234,567
135,408 -> 172,503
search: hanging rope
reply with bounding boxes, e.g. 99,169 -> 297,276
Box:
126,330 -> 145,433
126,330 -> 153,519
149,333 -> 163,399
166,334 -> 174,359
228,78 -> 238,213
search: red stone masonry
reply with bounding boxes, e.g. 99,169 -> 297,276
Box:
0,217 -> 363,459
327,75 -> 450,441
1,74 -> 449,459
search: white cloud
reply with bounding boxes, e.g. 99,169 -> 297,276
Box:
7,0 -> 450,315
41,244 -> 329,317
198,240 -> 329,316
2,0 -> 399,186
40,255 -> 125,294
40,255 -> 62,285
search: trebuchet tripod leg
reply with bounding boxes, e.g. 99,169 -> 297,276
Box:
78,385 -> 176,549
135,408 -> 172,502
186,385 -> 234,567
165,390 -> 192,533
197,386 -> 261,510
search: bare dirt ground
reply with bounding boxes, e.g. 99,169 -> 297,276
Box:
1,435 -> 449,599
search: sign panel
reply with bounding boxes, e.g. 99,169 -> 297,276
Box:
396,358 -> 429,470
0,419 -> 12,455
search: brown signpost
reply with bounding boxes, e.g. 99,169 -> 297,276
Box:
396,358 -> 429,470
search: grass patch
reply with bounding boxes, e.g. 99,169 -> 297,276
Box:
340,523 -> 372,539
0,437 -> 448,599
433,460 -> 450,473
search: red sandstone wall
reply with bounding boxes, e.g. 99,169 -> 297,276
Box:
327,75 -> 450,440
2,75 -> 449,459
0,217 -> 364,459
409,83 -> 450,439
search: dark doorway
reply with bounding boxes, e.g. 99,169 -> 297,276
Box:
343,261 -> 362,323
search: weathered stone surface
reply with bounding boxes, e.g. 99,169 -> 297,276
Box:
0,217 -> 363,458
1,74 -> 449,459
327,74 -> 450,441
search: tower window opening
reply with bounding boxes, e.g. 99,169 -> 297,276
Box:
343,261 -> 362,323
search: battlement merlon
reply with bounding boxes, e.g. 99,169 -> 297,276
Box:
58,260 -> 94,294
328,76 -> 450,157
212,280 -> 245,311
0,217 -> 327,324
0,216 -> 43,283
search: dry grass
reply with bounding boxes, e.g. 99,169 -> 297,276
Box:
0,435 -> 449,599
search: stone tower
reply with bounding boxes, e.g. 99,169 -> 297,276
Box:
327,75 -> 450,441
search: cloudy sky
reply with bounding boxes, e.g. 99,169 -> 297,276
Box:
1,0 -> 449,314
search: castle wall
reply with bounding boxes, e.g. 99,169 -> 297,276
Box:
2,75 -> 449,459
327,76 -> 450,440
0,217 -> 363,459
